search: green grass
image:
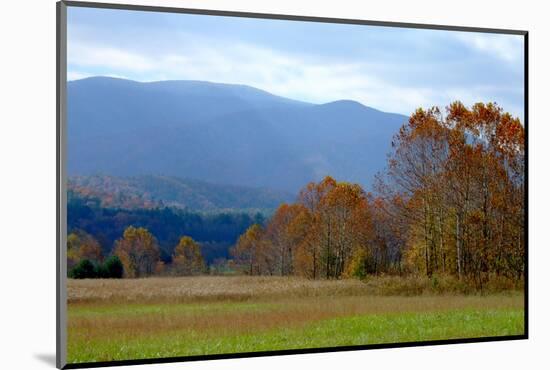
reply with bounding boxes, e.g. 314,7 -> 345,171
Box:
222,309 -> 524,352
68,305 -> 523,363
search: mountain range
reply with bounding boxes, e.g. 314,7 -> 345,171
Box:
67,77 -> 408,193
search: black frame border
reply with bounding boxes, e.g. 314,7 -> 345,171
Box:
56,1 -> 529,369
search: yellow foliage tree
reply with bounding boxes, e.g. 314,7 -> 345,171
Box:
113,226 -> 160,278
171,236 -> 206,276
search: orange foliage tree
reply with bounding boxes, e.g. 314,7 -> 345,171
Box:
234,177 -> 375,279
379,102 -> 524,287
231,224 -> 269,275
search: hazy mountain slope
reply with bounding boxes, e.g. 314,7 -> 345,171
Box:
69,175 -> 294,211
67,77 -> 408,192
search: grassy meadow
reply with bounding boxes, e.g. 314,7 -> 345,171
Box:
67,276 -> 524,363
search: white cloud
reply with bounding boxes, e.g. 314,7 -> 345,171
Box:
439,86 -> 523,119
454,33 -> 524,63
67,37 -> 522,117
69,43 -> 155,72
68,38 -> 440,114
67,71 -> 92,81
67,70 -> 129,82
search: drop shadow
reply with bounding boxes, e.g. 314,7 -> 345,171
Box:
34,353 -> 57,367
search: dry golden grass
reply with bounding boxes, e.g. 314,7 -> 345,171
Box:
68,275 -> 373,304
67,275 -> 523,304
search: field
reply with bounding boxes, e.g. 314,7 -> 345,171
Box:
67,276 -> 524,364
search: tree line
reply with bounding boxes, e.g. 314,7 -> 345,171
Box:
67,226 -> 207,278
68,199 -> 263,263
230,102 -> 525,288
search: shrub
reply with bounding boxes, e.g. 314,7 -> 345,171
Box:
68,256 -> 124,279
101,255 -> 124,278
344,249 -> 368,279
69,259 -> 96,279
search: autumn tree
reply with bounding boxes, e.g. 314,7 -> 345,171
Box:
318,181 -> 372,278
367,193 -> 408,275
386,107 -> 450,277
382,101 -> 524,285
263,203 -> 310,276
445,102 -> 524,285
238,176 -> 376,279
171,236 -> 206,276
231,224 -> 268,275
292,207 -> 320,278
113,226 -> 160,278
67,230 -> 103,271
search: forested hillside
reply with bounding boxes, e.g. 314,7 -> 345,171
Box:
68,193 -> 264,265
69,174 -> 294,211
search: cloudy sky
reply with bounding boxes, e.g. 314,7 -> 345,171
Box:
67,6 -> 525,119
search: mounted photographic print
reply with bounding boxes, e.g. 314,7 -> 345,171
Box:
56,1 -> 528,368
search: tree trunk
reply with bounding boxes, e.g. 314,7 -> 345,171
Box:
456,212 -> 462,279
424,201 -> 431,277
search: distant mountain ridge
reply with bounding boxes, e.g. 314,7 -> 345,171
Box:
68,174 -> 295,211
68,77 -> 408,192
